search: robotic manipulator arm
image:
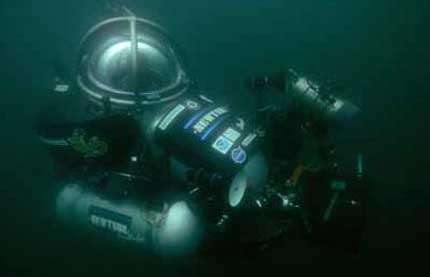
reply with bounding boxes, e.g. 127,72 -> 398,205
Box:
245,68 -> 367,252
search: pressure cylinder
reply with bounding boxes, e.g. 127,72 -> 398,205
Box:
56,182 -> 202,256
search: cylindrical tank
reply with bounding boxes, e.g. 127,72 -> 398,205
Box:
286,69 -> 361,126
247,69 -> 361,126
56,182 -> 202,256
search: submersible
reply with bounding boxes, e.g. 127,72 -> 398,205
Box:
37,9 -> 367,256
47,13 -> 268,255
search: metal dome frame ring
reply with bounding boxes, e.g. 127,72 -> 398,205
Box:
77,74 -> 190,107
83,62 -> 189,101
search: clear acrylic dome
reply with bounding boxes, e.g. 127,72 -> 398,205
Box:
77,16 -> 190,109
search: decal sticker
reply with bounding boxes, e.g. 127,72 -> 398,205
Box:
158,104 -> 186,130
241,133 -> 257,147
222,127 -> 241,142
54,84 -> 70,93
211,127 -> 242,155
212,136 -> 234,155
231,146 -> 247,164
89,206 -> 132,237
200,115 -> 229,141
184,107 -> 212,129
193,107 -> 228,134
69,128 -> 108,158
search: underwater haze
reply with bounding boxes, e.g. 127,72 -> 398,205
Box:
1,0 -> 429,276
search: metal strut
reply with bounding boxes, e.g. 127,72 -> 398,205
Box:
130,16 -> 138,95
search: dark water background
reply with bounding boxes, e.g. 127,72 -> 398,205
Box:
0,0 -> 429,275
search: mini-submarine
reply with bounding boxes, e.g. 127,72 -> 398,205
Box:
36,8 -> 367,256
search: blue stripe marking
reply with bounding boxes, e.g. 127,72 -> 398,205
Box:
183,107 -> 212,129
200,115 -> 230,141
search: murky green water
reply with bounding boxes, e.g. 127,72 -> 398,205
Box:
0,0 -> 429,275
